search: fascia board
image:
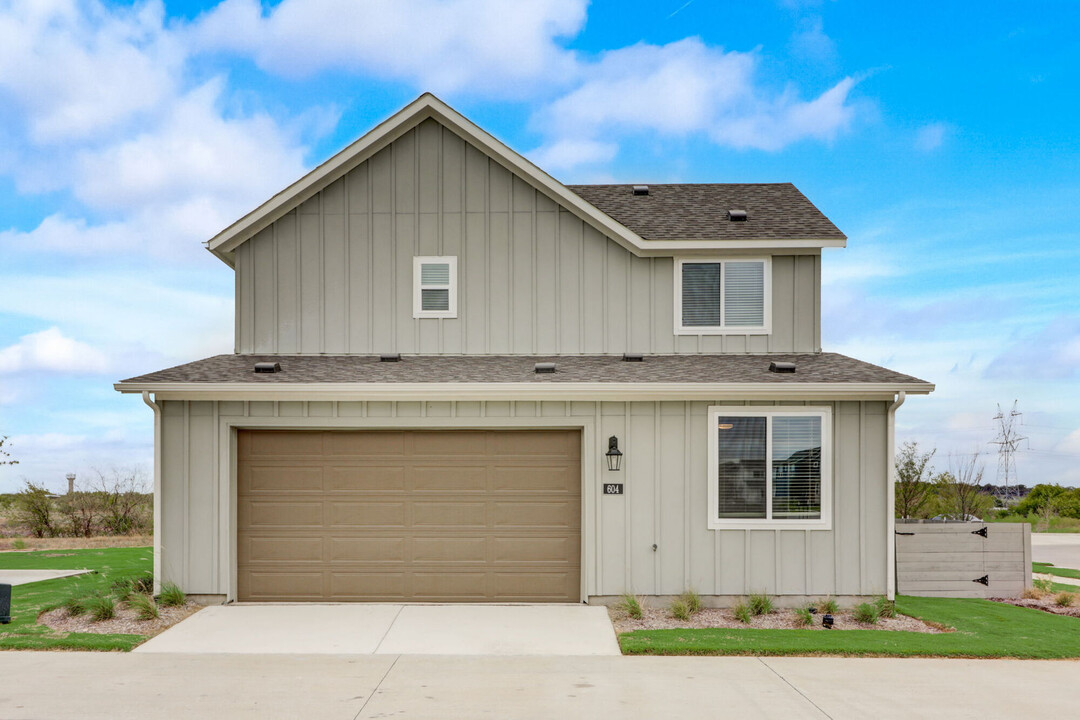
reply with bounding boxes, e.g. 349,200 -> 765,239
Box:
115,381 -> 935,402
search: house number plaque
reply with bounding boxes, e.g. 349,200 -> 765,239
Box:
603,483 -> 624,495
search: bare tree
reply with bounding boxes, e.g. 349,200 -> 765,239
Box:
895,441 -> 935,519
93,467 -> 152,535
935,452 -> 993,520
0,435 -> 17,465
57,479 -> 104,537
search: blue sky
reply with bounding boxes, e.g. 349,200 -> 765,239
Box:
1,0 -> 1078,492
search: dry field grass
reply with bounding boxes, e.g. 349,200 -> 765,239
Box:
0,535 -> 152,551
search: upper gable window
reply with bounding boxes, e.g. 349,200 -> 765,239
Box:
413,256 -> 458,319
675,258 -> 770,334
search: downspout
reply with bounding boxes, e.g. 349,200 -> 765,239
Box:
142,391 -> 163,596
886,391 -> 906,600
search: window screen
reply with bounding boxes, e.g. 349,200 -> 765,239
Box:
771,416 -> 822,519
716,416 -> 767,519
724,261 -> 765,327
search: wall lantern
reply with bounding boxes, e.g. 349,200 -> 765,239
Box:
605,436 -> 623,471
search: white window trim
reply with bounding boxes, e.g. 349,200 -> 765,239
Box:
413,256 -> 458,319
674,257 -> 772,335
706,406 -> 832,531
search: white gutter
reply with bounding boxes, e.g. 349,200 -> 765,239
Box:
116,381 -> 934,402
142,391 -> 163,596
886,391 -> 906,600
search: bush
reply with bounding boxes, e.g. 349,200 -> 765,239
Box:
617,593 -> 643,619
1033,577 -> 1054,593
9,482 -> 58,538
127,593 -> 160,620
12,539 -> 26,550
794,607 -> 813,626
83,595 -> 116,622
158,582 -> 186,608
669,598 -> 691,621
733,601 -> 752,624
854,602 -> 881,624
1054,592 -> 1075,608
748,592 -> 774,616
874,596 -> 896,619
816,597 -> 839,615
1022,587 -> 1047,600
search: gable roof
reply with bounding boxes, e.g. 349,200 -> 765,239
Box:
568,184 -> 846,242
206,93 -> 846,267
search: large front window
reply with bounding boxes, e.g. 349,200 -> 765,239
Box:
708,407 -> 831,529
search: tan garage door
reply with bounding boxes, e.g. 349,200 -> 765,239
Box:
237,429 -> 581,602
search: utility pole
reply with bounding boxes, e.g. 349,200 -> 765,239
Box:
989,401 -> 1026,503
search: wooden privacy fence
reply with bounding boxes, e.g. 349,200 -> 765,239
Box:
895,521 -> 1031,598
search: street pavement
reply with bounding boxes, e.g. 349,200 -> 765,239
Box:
1031,533 -> 1080,570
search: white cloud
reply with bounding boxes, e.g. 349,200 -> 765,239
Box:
789,16 -> 838,65
0,327 -> 108,375
914,122 -> 950,152
191,0 -> 586,95
527,138 -> 618,174
985,316 -> 1080,381
532,38 -> 857,169
0,0 -> 183,144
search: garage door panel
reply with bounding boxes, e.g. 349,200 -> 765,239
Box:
411,466 -> 487,492
243,500 -> 324,528
246,536 -> 324,563
492,466 -> 577,493
330,537 -> 406,563
412,501 -> 486,527
328,501 -> 406,527
412,536 -> 487,563
237,429 -> 580,602
247,466 -> 324,493
324,466 -> 406,492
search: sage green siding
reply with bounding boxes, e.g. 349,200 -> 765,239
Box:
234,117 -> 821,356
159,399 -> 886,599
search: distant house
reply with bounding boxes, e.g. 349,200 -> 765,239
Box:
116,94 -> 933,605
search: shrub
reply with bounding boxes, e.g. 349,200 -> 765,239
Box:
83,595 -> 116,622
678,589 -> 702,615
12,539 -> 27,550
816,597 -> 839,615
748,592 -> 774,616
733,601 -> 752,624
617,593 -> 643,619
854,602 -> 881,625
874,596 -> 896,619
127,593 -> 160,620
1022,587 -> 1046,600
794,607 -> 813,627
1033,577 -> 1054,593
1054,592 -> 1075,608
669,598 -> 691,621
158,582 -> 186,608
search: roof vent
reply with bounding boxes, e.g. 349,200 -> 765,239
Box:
632,185 -> 649,196
728,209 -> 748,222
380,353 -> 401,362
534,362 -> 557,374
253,362 -> 281,374
622,353 -> 644,362
769,361 -> 796,373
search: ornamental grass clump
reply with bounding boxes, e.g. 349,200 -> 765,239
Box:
748,592 -> 774,616
816,597 -> 839,615
875,596 -> 897,619
794,607 -> 814,627
62,596 -> 87,617
158,582 -> 186,608
669,598 -> 692,621
678,589 -> 702,615
853,602 -> 881,625
618,593 -> 644,619
127,593 -> 160,620
732,601 -> 753,624
1054,592 -> 1076,608
83,595 -> 116,622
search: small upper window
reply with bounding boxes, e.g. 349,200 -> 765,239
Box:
413,256 -> 458,318
675,258 -> 769,334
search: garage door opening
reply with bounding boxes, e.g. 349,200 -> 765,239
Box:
237,429 -> 582,603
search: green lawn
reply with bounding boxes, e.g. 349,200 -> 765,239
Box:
0,547 -> 152,651
619,595 -> 1080,658
1034,562 -> 1080,581
985,515 -> 1080,533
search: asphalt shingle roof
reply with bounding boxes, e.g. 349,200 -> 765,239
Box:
119,353 -> 926,386
567,183 -> 846,241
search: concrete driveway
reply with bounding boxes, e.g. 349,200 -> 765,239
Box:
0,569 -> 91,586
0,653 -> 1076,719
1032,533 -> 1080,569
135,604 -> 621,656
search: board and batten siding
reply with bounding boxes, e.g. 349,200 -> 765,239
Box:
159,398 -> 886,600
233,117 -> 821,356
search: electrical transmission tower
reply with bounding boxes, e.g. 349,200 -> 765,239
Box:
989,401 -> 1027,503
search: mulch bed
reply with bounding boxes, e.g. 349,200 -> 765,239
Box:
610,606 -> 947,634
38,602 -> 200,637
992,596 -> 1080,619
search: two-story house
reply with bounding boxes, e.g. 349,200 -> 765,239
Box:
116,94 -> 933,606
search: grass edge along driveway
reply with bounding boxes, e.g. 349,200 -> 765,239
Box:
0,547 -> 152,651
619,595 -> 1080,659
